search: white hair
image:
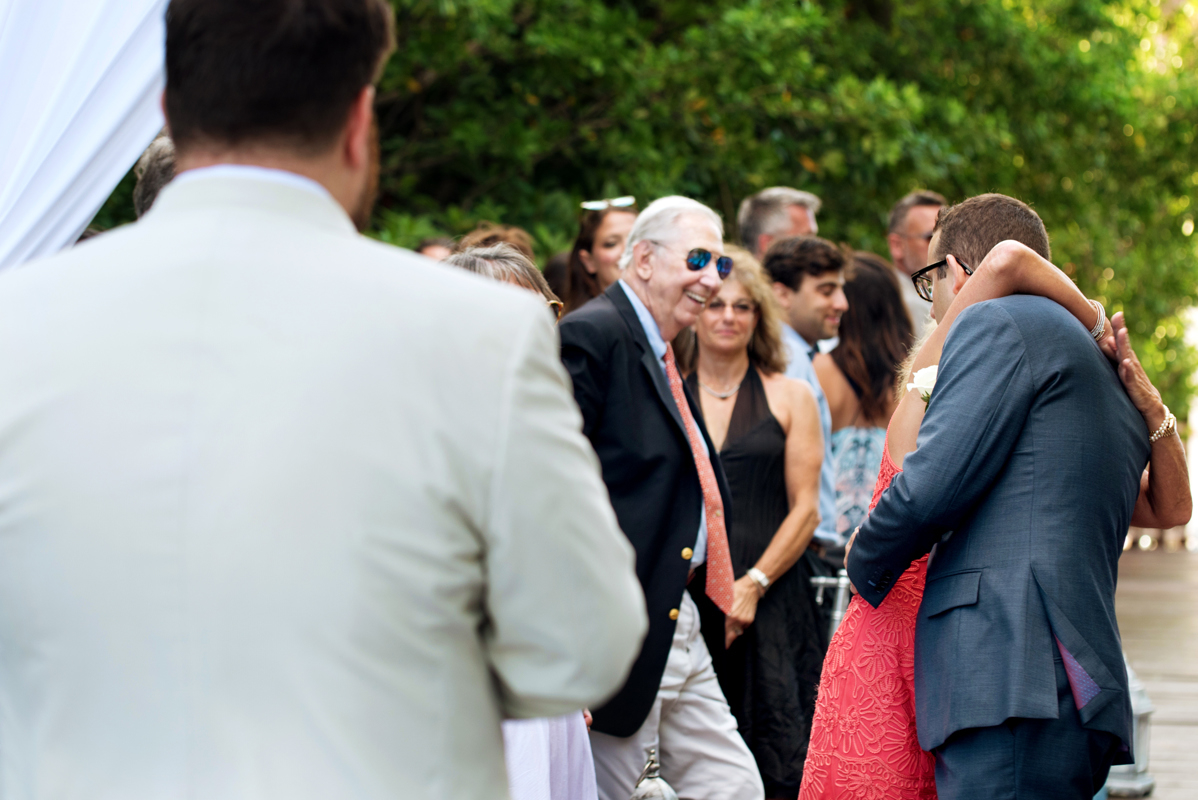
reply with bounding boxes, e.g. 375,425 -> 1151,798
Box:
736,186 -> 821,250
617,196 -> 725,271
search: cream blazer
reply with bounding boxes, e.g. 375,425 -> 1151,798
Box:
0,175 -> 646,799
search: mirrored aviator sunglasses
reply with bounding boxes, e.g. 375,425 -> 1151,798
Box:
686,248 -> 733,279
580,195 -> 636,211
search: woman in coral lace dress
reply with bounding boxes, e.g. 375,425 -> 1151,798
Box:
799,240 -> 1192,800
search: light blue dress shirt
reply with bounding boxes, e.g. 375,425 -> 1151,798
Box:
618,280 -> 708,567
781,324 -> 841,546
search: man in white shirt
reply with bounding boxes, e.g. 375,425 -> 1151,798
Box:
762,237 -> 848,559
886,189 -> 946,339
0,2 -> 646,798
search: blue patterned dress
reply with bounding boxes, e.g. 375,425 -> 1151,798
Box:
829,425 -> 888,538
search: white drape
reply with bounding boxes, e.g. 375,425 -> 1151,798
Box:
0,0 -> 167,269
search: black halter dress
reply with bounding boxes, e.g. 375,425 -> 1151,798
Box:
686,366 -> 826,798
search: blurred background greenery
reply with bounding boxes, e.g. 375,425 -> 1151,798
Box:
93,0 -> 1198,412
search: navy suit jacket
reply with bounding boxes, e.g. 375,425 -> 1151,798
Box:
848,296 -> 1149,754
559,282 -> 732,737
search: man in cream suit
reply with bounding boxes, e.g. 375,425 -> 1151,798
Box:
0,1 -> 646,798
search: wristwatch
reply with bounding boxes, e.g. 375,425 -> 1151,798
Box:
747,567 -> 771,594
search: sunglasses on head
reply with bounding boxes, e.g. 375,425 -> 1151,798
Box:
911,256 -> 972,302
581,195 -> 636,211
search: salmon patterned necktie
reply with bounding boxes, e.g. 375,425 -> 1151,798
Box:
663,344 -> 735,614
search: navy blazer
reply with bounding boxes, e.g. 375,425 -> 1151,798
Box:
848,296 -> 1149,755
560,282 -> 732,737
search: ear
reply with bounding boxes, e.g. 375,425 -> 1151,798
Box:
578,249 -> 598,275
757,233 -> 773,259
886,232 -> 904,264
159,91 -> 171,137
343,86 -> 375,169
631,241 -> 655,281
951,256 -> 970,294
771,281 -> 792,310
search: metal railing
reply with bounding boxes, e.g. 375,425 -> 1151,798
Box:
810,569 -> 853,642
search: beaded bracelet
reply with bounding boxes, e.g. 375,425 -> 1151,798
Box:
1150,406 -> 1177,443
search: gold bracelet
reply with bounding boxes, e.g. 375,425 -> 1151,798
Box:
1150,406 -> 1177,443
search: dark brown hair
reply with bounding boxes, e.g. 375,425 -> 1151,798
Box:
888,189 -> 946,233
761,235 -> 846,291
831,252 -> 914,420
931,193 -> 1050,272
565,205 -> 639,314
458,222 -> 536,261
164,0 -> 395,153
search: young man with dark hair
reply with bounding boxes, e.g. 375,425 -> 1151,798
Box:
763,236 -> 848,563
849,192 -> 1148,799
886,189 -> 945,337
0,1 -> 648,797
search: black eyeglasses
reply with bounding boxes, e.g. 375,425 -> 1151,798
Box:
911,257 -> 972,302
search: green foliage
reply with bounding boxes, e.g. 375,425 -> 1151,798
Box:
92,0 -> 1198,411
369,0 -> 1198,413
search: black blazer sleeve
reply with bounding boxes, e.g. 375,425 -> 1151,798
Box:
559,317 -> 609,439
847,301 -> 1036,607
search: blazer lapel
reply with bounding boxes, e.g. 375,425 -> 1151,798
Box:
606,284 -> 689,439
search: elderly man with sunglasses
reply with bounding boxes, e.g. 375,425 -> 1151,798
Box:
560,196 -> 764,800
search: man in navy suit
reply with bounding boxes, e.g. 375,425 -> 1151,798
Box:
848,194 -> 1149,799
560,196 -> 764,800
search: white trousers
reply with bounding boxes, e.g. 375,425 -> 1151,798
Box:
590,591 -> 764,800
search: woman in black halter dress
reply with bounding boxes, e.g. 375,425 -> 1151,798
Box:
678,247 -> 827,799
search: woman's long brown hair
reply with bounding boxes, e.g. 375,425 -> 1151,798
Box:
564,204 -> 638,314
831,252 -> 915,421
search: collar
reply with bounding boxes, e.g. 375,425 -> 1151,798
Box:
172,165 -> 333,201
782,324 -> 818,362
618,279 -> 668,361
147,168 -> 356,237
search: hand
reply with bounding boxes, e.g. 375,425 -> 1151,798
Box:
1111,312 -> 1167,430
724,575 -> 761,648
583,709 -> 593,731
1098,316 -> 1117,361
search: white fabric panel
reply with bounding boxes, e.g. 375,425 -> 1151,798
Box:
0,0 -> 166,269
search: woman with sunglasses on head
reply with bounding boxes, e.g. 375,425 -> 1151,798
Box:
563,196 -> 638,315
676,245 -> 828,800
799,235 -> 1190,800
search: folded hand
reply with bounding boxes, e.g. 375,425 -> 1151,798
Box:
724,576 -> 761,648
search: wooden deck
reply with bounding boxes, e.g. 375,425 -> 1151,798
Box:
1115,548 -> 1198,798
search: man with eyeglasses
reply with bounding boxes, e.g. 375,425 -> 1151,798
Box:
560,196 -> 765,800
887,189 -> 946,338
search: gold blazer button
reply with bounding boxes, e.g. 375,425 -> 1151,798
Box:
681,547 -> 693,560
668,608 -> 680,621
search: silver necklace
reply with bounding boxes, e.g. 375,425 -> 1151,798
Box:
699,379 -> 742,400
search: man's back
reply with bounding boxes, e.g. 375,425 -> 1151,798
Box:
0,176 -> 645,798
909,296 -> 1149,751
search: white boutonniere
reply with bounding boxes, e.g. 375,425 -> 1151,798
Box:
907,365 -> 938,407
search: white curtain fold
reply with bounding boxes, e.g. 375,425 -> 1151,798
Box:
0,0 -> 167,269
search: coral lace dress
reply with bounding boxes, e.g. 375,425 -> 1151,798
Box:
798,437 -> 937,800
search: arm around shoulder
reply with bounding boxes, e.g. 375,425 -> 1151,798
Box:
848,302 -> 1036,606
484,307 -> 647,718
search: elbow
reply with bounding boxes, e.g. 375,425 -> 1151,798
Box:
1162,496 -> 1193,529
584,588 -> 648,707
